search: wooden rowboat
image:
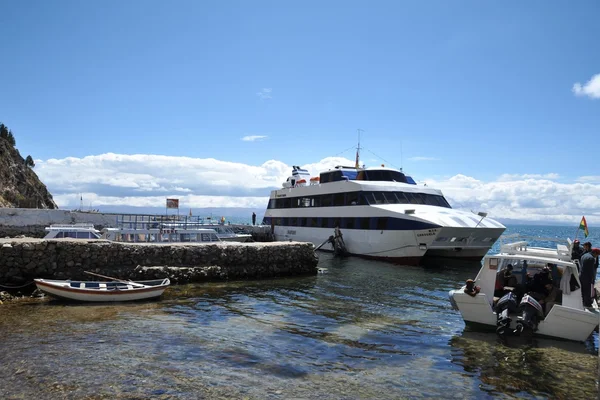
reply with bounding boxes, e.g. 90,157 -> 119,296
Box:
34,277 -> 170,302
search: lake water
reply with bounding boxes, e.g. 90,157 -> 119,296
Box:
0,225 -> 598,399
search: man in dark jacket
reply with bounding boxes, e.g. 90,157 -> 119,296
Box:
571,239 -> 583,265
579,245 -> 598,307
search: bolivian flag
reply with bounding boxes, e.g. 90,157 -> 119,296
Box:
579,216 -> 589,238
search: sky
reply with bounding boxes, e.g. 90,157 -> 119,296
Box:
0,1 -> 599,225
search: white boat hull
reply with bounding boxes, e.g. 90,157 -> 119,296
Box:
34,278 -> 169,302
276,225 -> 439,265
450,290 -> 598,342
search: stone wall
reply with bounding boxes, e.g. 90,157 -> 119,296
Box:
0,239 -> 318,285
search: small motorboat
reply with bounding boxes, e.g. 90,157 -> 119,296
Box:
34,274 -> 170,302
449,237 -> 599,342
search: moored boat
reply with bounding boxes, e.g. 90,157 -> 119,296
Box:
262,159 -> 505,265
448,237 -> 599,342
34,277 -> 170,302
44,224 -> 102,240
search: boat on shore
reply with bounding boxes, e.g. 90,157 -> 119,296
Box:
34,277 -> 170,302
262,158 -> 505,265
448,237 -> 599,342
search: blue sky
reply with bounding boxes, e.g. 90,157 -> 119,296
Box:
0,1 -> 599,223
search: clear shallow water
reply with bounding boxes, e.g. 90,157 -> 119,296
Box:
0,225 -> 598,399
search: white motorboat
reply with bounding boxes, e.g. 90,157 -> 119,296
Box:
44,224 -> 102,240
101,223 -> 221,243
34,277 -> 170,302
262,159 -> 505,265
199,224 -> 253,242
448,237 -> 599,342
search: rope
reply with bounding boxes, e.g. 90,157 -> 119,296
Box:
0,281 -> 35,289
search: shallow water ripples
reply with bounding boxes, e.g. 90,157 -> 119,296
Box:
1,253 -> 598,399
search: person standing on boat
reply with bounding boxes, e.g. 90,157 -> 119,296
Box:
579,242 -> 597,307
571,239 -> 583,266
252,212 -> 256,226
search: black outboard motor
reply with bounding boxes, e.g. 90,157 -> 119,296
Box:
515,294 -> 544,335
495,292 -> 518,336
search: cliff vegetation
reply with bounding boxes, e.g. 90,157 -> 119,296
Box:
0,123 -> 57,209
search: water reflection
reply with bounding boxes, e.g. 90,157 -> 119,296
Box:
450,331 -> 598,399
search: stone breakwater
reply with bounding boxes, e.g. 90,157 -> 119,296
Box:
0,239 -> 319,286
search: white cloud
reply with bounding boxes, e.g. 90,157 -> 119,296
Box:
33,154 -> 600,224
576,176 -> 600,184
408,156 -> 439,162
425,174 -> 600,224
241,135 -> 267,142
572,73 -> 600,99
256,88 -> 272,100
497,173 -> 560,181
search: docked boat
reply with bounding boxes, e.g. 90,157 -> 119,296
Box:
34,277 -> 170,302
101,222 -> 222,243
448,237 -> 599,342
198,224 -> 253,242
44,224 -> 102,240
262,160 -> 505,265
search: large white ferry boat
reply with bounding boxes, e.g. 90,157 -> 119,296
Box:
262,161 -> 505,265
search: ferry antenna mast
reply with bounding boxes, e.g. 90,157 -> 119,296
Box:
356,129 -> 364,168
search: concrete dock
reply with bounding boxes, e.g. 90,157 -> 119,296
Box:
0,238 -> 318,286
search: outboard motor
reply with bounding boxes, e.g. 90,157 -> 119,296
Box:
495,292 -> 518,336
515,294 -> 544,335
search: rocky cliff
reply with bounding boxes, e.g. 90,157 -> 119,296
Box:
0,123 -> 57,209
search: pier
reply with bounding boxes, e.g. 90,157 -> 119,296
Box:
0,238 -> 318,286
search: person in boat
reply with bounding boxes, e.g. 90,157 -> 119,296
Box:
538,281 -> 560,316
579,243 -> 597,307
464,279 -> 480,297
571,239 -> 583,266
527,266 -> 552,301
494,264 -> 513,297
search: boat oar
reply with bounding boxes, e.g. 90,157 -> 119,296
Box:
84,271 -> 146,288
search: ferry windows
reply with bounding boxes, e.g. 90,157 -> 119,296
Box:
290,217 -> 297,226
310,217 -> 318,227
346,191 -> 359,205
299,218 -> 307,227
344,218 -> 355,229
359,192 -> 372,205
312,196 -> 321,207
395,192 -> 409,204
376,217 -> 387,230
282,198 -> 291,208
383,192 -> 398,204
359,218 -> 369,230
321,218 -> 329,228
301,197 -> 311,207
373,192 -> 385,204
341,170 -> 358,180
333,193 -> 345,206
321,194 -> 333,207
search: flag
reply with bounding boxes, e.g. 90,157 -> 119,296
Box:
579,216 -> 589,238
166,198 -> 179,209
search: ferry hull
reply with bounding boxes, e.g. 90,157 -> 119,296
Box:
425,226 -> 505,261
276,226 -> 440,265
